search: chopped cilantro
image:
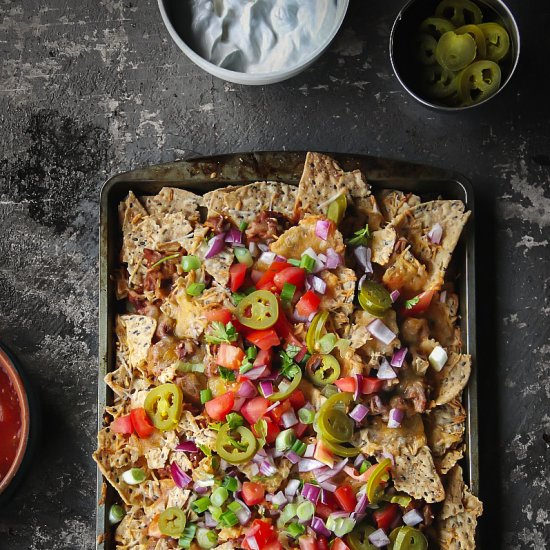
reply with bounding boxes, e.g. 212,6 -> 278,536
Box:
205,321 -> 238,344
226,413 -> 243,429
285,344 -> 302,359
279,350 -> 300,380
218,366 -> 236,381
405,296 -> 420,309
346,223 -> 371,246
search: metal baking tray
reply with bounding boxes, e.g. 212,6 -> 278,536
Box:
97,152 -> 477,549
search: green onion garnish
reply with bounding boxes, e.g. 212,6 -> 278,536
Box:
219,510 -> 239,527
239,362 -> 254,374
191,497 -> 211,514
296,501 -> 315,522
196,528 -> 218,549
287,522 -> 305,538
108,504 -> 125,525
227,500 -> 242,512
359,460 -> 372,474
246,346 -> 258,360
178,524 -> 197,548
298,407 -> 315,425
209,505 -> 223,522
299,254 -> 316,272
280,282 -> 296,302
200,389 -> 212,403
234,247 -> 254,267
176,361 -> 205,373
187,282 -> 206,296
222,476 -> 239,493
150,253 -> 180,270
181,255 -> 201,272
239,221 -> 248,231
290,439 -> 307,456
121,468 -> 146,485
211,487 -> 229,507
288,258 -> 301,267
275,428 -> 296,452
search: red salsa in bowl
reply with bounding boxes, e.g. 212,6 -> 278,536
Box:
0,365 -> 22,481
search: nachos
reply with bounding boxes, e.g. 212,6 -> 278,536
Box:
95,153 -> 482,550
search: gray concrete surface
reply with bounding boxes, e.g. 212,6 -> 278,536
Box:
0,0 -> 549,548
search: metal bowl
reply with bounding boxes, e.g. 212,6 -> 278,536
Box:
158,0 -> 349,86
390,0 -> 520,110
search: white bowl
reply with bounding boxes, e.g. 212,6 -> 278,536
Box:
158,0 -> 350,86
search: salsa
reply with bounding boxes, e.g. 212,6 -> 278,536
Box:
0,365 -> 21,481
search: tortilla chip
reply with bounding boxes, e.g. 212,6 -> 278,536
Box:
441,465 -> 466,520
121,314 -> 157,370
115,505 -> 149,547
119,190 -> 147,228
319,267 -> 357,318
351,309 -> 401,356
142,187 -> 203,224
178,411 -> 217,449
424,398 -> 466,457
392,445 -> 445,503
162,284 -> 208,340
382,247 -> 429,293
206,181 -> 297,225
204,247 -> 234,287
436,446 -> 465,475
270,215 -> 345,259
391,200 -> 471,291
378,189 -> 421,223
371,226 -> 396,266
426,292 -> 462,351
358,414 -> 426,457
294,152 -> 348,217
432,353 -> 472,406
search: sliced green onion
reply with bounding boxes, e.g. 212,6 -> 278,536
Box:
108,504 -> 125,525
287,522 -> 305,538
196,527 -> 218,549
209,505 -> 223,522
318,333 -> 338,354
326,515 -> 356,537
281,282 -> 296,302
300,254 -> 316,272
211,487 -> 229,507
240,362 -> 254,374
121,468 -> 146,485
223,476 -> 239,493
234,247 -> 254,267
227,500 -> 242,512
288,258 -> 301,267
321,384 -> 338,398
246,346 -> 258,360
181,255 -> 201,272
275,428 -> 296,452
178,524 -> 197,548
176,361 -> 205,373
191,497 -> 211,514
290,439 -> 307,456
390,494 -> 412,507
298,407 -> 315,424
200,389 -> 212,403
150,253 -> 180,269
187,282 -> 206,296
359,460 -> 372,474
279,502 -> 298,526
239,221 -> 248,232
232,292 -> 246,305
297,501 -> 315,522
219,510 -> 239,527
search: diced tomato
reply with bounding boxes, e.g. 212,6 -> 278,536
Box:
241,397 -> 270,425
204,308 -> 232,324
247,329 -> 280,351
293,422 -> 308,438
262,540 -> 283,550
253,349 -> 273,368
288,389 -> 306,409
373,503 -> 400,532
230,263 -> 248,292
256,261 -> 291,289
110,414 -> 134,435
252,416 -> 280,444
400,290 -> 435,317
334,485 -> 357,513
130,408 -> 155,438
242,484 -> 266,506
293,343 -> 307,363
268,399 -> 292,426
216,343 -> 245,370
335,376 -> 384,395
332,538 -> 351,550
274,305 -> 294,338
315,502 -> 335,520
274,266 -> 306,291
205,392 -> 235,421
298,535 -> 317,550
317,536 -> 329,550
295,290 -> 321,317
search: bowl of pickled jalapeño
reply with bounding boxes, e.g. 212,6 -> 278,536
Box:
390,0 -> 520,109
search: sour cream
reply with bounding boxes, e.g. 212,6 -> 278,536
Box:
189,0 -> 339,74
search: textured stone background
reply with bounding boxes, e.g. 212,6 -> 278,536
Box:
0,0 -> 549,548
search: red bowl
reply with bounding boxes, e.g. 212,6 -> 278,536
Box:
0,346 -> 30,496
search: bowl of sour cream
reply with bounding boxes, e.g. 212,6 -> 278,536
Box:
158,0 -> 349,85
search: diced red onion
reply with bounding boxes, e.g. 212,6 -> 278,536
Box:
302,247 -> 325,273
307,274 -> 327,295
271,491 -> 287,506
298,459 -> 325,472
260,459 -> 277,476
245,366 -> 271,380
368,528 -> 391,548
248,463 -> 259,476
428,223 -> 443,244
367,319 -> 396,345
403,508 -> 424,526
252,448 -> 268,464
259,251 -> 276,265
325,247 -> 342,269
204,232 -> 226,259
170,461 -> 191,489
259,380 -> 274,398
281,410 -> 298,428
355,493 -> 369,515
315,220 -> 332,241
315,458 -> 349,483
245,536 -> 260,550
302,482 -> 321,503
319,481 -> 337,492
291,310 -> 310,323
193,482 -> 208,494
232,396 -> 245,411
387,408 -> 405,429
205,511 -> 217,528
304,443 -> 316,458
258,243 -> 269,252
278,379 -> 291,394
250,269 -> 262,284
318,253 -> 327,263
354,373 -> 363,400
225,227 -> 243,246
237,379 -> 258,398
377,358 -> 397,380
265,400 -> 281,413
286,450 -> 300,464
354,454 -> 366,468
285,478 -> 301,497
294,345 -> 308,363
275,255 -> 287,262
248,241 -> 259,257
310,516 -> 331,538
354,246 -> 373,274
390,289 -> 400,303
440,290 -> 447,303
390,347 -> 408,368
175,441 -> 198,453
349,404 -> 369,422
